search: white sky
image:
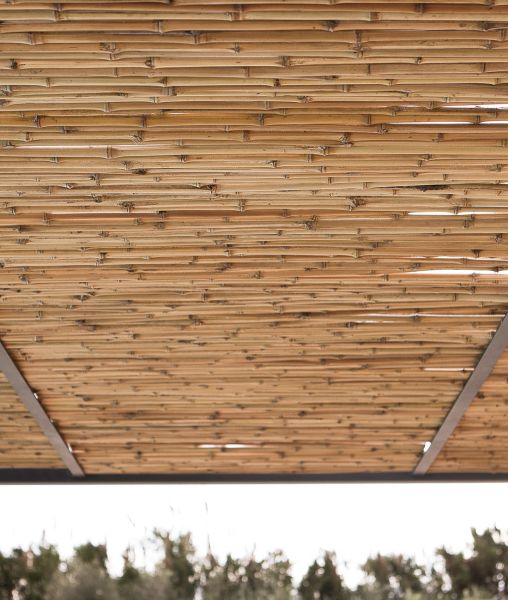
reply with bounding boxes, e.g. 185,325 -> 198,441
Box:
1,482 -> 507,586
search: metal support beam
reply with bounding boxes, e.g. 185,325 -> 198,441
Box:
3,469 -> 508,484
0,341 -> 84,477
414,312 -> 508,475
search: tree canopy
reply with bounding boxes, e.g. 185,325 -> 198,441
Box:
0,527 -> 506,599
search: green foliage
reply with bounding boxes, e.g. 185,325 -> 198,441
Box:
1,526 -> 508,599
437,527 -> 508,599
47,561 -> 119,600
117,548 -> 141,589
0,551 -> 16,600
202,550 -> 292,600
73,543 -> 108,571
117,548 -> 167,600
23,544 -> 61,600
0,544 -> 59,600
154,531 -> 198,600
357,553 -> 426,599
298,551 -> 348,600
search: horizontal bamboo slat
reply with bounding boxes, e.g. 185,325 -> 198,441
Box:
0,0 -> 508,474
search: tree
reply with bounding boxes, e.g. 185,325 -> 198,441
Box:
257,551 -> 293,600
438,528 -> 508,599
3,524 -> 508,599
154,531 -> 198,599
437,549 -> 471,599
0,544 -> 60,600
298,551 -> 349,600
201,553 -> 245,599
22,544 -> 61,600
73,543 -> 108,571
47,561 -> 119,600
0,551 -> 16,600
357,553 -> 426,599
202,550 -> 292,600
117,547 -> 167,600
46,542 -> 117,600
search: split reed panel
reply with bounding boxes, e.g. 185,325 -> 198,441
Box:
0,1 -> 508,474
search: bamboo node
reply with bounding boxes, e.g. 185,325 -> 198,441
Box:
321,20 -> 337,32
216,263 -> 232,272
303,215 -> 319,231
120,201 -> 134,213
339,134 -> 352,146
75,320 -> 96,332
100,42 -> 116,53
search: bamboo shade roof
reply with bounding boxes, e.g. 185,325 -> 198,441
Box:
1,0 -> 508,478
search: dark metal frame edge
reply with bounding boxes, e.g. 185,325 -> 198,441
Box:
2,469 -> 508,484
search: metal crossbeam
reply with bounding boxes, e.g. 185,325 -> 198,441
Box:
0,341 -> 84,477
414,313 -> 508,475
3,470 -> 508,484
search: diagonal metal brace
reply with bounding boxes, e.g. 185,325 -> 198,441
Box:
0,341 -> 84,477
414,313 -> 508,475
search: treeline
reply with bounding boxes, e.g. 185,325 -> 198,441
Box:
1,527 -> 507,599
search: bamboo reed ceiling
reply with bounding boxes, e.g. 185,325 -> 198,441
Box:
1,0 -> 508,475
